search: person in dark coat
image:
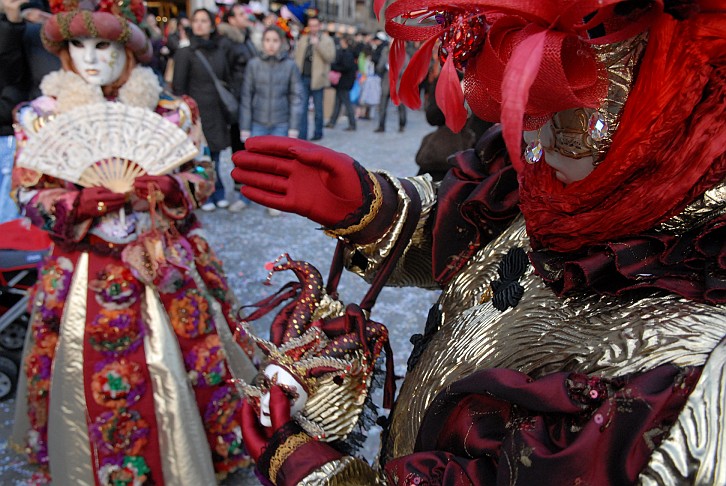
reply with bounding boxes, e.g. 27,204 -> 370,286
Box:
165,14 -> 190,59
19,0 -> 59,98
173,8 -> 233,211
374,41 -> 409,133
0,0 -> 30,222
415,76 -> 493,182
325,34 -> 358,131
218,3 -> 257,153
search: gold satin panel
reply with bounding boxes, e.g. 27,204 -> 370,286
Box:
142,285 -> 218,485
47,252 -> 94,485
656,180 -> 726,235
639,337 -> 726,485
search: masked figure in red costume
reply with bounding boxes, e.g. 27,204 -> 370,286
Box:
232,0 -> 726,484
9,0 -> 258,483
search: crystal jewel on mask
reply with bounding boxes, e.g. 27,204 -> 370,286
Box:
587,112 -> 608,142
525,139 -> 544,164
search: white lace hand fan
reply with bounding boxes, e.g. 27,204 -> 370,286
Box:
16,102 -> 199,193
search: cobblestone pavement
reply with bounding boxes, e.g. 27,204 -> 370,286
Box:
0,105 -> 440,485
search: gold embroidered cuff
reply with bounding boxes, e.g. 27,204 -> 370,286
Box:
342,172 -> 438,289
269,432 -> 310,484
324,172 -> 383,238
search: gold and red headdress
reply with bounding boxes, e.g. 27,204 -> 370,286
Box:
43,0 -> 152,63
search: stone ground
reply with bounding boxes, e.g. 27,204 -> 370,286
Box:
0,105 -> 441,485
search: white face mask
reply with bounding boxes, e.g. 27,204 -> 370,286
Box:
68,38 -> 127,86
259,364 -> 309,427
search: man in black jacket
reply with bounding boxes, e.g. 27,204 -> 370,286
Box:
218,3 -> 257,153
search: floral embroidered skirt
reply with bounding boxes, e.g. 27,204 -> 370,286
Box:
10,230 -> 257,485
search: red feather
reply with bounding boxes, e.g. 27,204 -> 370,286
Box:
373,0 -> 385,21
436,55 -> 467,133
500,28 -> 546,173
399,36 -> 438,110
388,39 -> 407,105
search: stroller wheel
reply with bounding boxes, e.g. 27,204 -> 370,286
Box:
0,356 -> 18,401
0,317 -> 28,351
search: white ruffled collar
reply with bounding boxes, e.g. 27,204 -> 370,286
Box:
39,66 -> 163,113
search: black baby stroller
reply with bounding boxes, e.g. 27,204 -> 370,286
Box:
0,218 -> 51,400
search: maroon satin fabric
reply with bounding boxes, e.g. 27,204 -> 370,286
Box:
385,365 -> 701,485
432,125 -> 725,301
529,213 -> 726,304
432,127 -> 521,285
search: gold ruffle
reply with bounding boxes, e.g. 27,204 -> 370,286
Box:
297,456 -> 381,486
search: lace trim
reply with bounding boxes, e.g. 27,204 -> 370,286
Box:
269,433 -> 310,484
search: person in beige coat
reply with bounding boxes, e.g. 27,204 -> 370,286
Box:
293,16 -> 335,141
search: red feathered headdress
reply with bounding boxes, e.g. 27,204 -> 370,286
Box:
381,0 -> 726,253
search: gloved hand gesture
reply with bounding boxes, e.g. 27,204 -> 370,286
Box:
133,175 -> 184,207
241,385 -> 342,485
241,386 -> 292,462
75,186 -> 128,220
231,137 -> 366,228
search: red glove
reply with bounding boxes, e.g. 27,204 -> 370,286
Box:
133,175 -> 184,207
75,186 -> 128,220
241,386 -> 342,485
241,386 -> 291,462
231,136 -> 365,228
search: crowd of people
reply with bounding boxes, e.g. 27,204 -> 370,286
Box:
160,6 -> 420,214
2,0 -> 725,485
1,0 -> 421,222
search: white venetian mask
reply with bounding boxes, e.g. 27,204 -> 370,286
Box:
259,364 -> 309,427
68,38 -> 127,86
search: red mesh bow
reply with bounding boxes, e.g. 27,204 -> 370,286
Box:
382,0 -> 665,171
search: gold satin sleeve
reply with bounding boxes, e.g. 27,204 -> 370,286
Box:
343,172 -> 439,290
297,456 -> 381,485
638,336 -> 726,485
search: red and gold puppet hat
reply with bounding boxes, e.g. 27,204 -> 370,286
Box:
381,0 -> 726,255
235,254 -> 394,443
43,0 -> 153,63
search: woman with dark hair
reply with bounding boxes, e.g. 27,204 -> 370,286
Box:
173,8 -> 235,212
10,0 -> 256,483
